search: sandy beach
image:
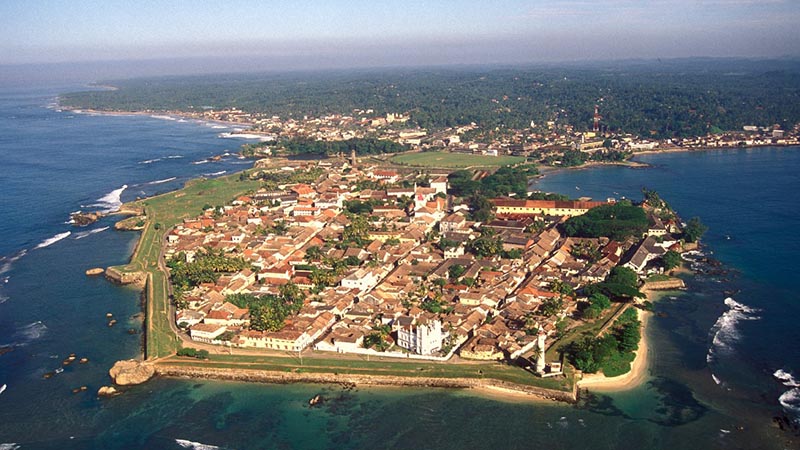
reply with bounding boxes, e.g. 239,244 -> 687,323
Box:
577,307 -> 651,391
467,384 -> 558,404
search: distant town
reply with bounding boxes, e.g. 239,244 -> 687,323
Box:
188,106 -> 800,162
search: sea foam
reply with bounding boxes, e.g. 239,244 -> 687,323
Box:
73,226 -> 109,240
34,232 -> 71,249
175,439 -> 223,450
86,185 -> 127,212
145,177 -> 177,185
0,250 -> 27,275
774,369 -> 799,387
14,321 -> 47,342
779,389 -> 800,415
706,297 -> 760,365
774,369 -> 800,418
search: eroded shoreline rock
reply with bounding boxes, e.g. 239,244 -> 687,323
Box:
109,359 -> 155,386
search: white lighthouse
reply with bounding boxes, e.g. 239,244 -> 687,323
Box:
535,328 -> 547,375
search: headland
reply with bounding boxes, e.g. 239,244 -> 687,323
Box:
98,147 -> 702,405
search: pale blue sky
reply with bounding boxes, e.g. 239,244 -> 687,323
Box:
2,0 -> 799,66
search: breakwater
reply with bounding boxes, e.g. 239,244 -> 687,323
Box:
153,364 -> 578,403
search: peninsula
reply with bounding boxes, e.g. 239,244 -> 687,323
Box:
105,153 -> 702,402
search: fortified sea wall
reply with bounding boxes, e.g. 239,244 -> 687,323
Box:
154,364 -> 578,403
642,279 -> 686,290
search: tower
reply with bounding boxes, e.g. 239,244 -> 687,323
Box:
350,148 -> 357,167
593,104 -> 601,133
536,328 -> 547,374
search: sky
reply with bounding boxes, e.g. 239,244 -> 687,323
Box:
1,0 -> 799,75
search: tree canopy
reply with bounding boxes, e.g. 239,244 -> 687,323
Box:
61,61 -> 800,138
683,217 -> 708,243
562,203 -> 649,241
226,283 -> 305,332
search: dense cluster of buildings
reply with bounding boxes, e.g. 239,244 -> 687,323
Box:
164,160 -> 679,369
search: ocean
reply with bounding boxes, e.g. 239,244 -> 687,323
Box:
0,85 -> 798,449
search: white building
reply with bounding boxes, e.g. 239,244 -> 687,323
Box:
341,268 -> 381,292
396,317 -> 445,355
189,323 -> 227,343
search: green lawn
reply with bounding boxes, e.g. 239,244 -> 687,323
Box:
111,174 -> 261,359
392,151 -> 525,168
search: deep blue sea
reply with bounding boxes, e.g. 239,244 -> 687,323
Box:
0,85 -> 799,449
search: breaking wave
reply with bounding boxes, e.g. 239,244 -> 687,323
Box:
85,185 -> 127,212
145,177 -> 177,185
150,114 -> 177,121
73,226 -> 109,240
175,439 -> 223,450
203,171 -> 226,177
0,250 -> 27,275
191,160 -> 210,165
14,321 -> 47,342
0,444 -> 21,450
139,155 -> 183,164
34,232 -> 71,249
780,390 -> 800,416
706,297 -> 760,366
775,369 -> 800,418
775,369 -> 800,387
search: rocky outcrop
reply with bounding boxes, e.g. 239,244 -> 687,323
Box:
97,385 -> 119,396
85,268 -> 105,276
117,204 -> 145,216
105,267 -> 147,286
109,359 -> 155,386
71,211 -> 104,226
114,216 -> 146,231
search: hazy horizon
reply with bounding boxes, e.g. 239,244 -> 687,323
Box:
2,0 -> 800,84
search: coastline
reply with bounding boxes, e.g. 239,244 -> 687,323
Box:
152,363 -> 578,404
534,160 -> 650,182
632,142 -> 799,156
64,106 -> 251,129
577,307 -> 651,391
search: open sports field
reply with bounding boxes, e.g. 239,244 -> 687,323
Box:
392,151 -> 525,168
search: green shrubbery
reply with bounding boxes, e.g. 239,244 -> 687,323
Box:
563,307 -> 641,376
562,203 -> 649,241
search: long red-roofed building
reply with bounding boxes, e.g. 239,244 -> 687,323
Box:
491,199 -> 610,217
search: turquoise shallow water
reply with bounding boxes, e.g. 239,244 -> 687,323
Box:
0,85 -> 798,449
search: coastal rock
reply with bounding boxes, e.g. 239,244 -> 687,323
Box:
109,359 -> 155,386
97,385 -> 119,396
117,204 -> 144,216
71,211 -> 103,227
105,267 -> 147,286
86,268 -> 105,276
114,216 -> 146,231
